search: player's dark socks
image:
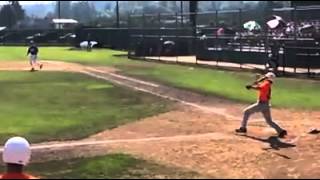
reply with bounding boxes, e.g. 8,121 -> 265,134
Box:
30,68 -> 35,72
40,64 -> 43,69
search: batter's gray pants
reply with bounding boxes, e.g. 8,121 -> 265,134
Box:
241,101 -> 283,134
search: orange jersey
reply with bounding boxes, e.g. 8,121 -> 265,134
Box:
258,80 -> 272,102
0,173 -> 38,179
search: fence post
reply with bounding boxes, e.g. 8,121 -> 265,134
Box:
116,1 -> 120,28
128,14 -> 133,57
215,10 -> 218,39
180,1 -> 184,27
293,8 -> 297,75
158,13 -> 161,61
215,10 -> 219,64
142,13 -> 145,29
282,46 -> 286,76
142,14 -> 146,60
194,11 -> 198,65
239,9 -> 242,52
293,7 -> 297,41
127,14 -> 130,28
175,12 -> 179,63
127,14 -> 131,58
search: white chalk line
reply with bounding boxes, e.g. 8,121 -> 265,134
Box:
83,68 -> 283,124
82,70 -> 240,121
81,68 -> 270,122
0,132 -> 232,151
86,67 -> 159,88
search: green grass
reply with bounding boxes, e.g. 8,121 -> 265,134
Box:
0,154 -> 204,179
0,71 -> 171,143
119,64 -> 320,110
0,46 -> 319,109
0,46 -> 128,66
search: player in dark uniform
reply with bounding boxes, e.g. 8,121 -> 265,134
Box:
27,41 -> 43,72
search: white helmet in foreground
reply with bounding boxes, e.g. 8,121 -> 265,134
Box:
2,137 -> 31,166
265,72 -> 276,82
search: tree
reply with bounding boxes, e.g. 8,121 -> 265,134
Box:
55,1 -> 72,19
45,11 -> 55,20
0,1 -> 25,28
168,1 -> 178,12
71,1 -> 97,25
105,2 -> 112,11
10,1 -> 24,21
160,1 -> 168,8
0,5 -> 14,27
183,1 -> 189,13
210,1 -> 217,11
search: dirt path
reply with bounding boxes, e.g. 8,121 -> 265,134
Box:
0,61 -> 320,178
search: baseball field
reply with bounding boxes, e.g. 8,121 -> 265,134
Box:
0,46 -> 319,178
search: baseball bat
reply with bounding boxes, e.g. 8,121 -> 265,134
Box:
253,74 -> 267,85
246,74 -> 267,89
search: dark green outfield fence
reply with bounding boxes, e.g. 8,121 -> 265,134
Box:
0,29 -> 73,45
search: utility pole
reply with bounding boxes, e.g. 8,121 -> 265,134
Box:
180,1 -> 183,26
58,1 -> 61,29
189,1 -> 198,34
58,1 -> 61,19
189,1 -> 198,29
189,1 -> 198,54
116,1 -> 119,28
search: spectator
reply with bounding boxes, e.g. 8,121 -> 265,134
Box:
217,27 -> 224,36
86,33 -> 92,52
0,137 -> 38,179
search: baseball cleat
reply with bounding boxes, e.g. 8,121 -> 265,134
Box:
235,127 -> 247,133
278,130 -> 287,138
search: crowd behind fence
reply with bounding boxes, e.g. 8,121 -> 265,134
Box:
127,7 -> 320,77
